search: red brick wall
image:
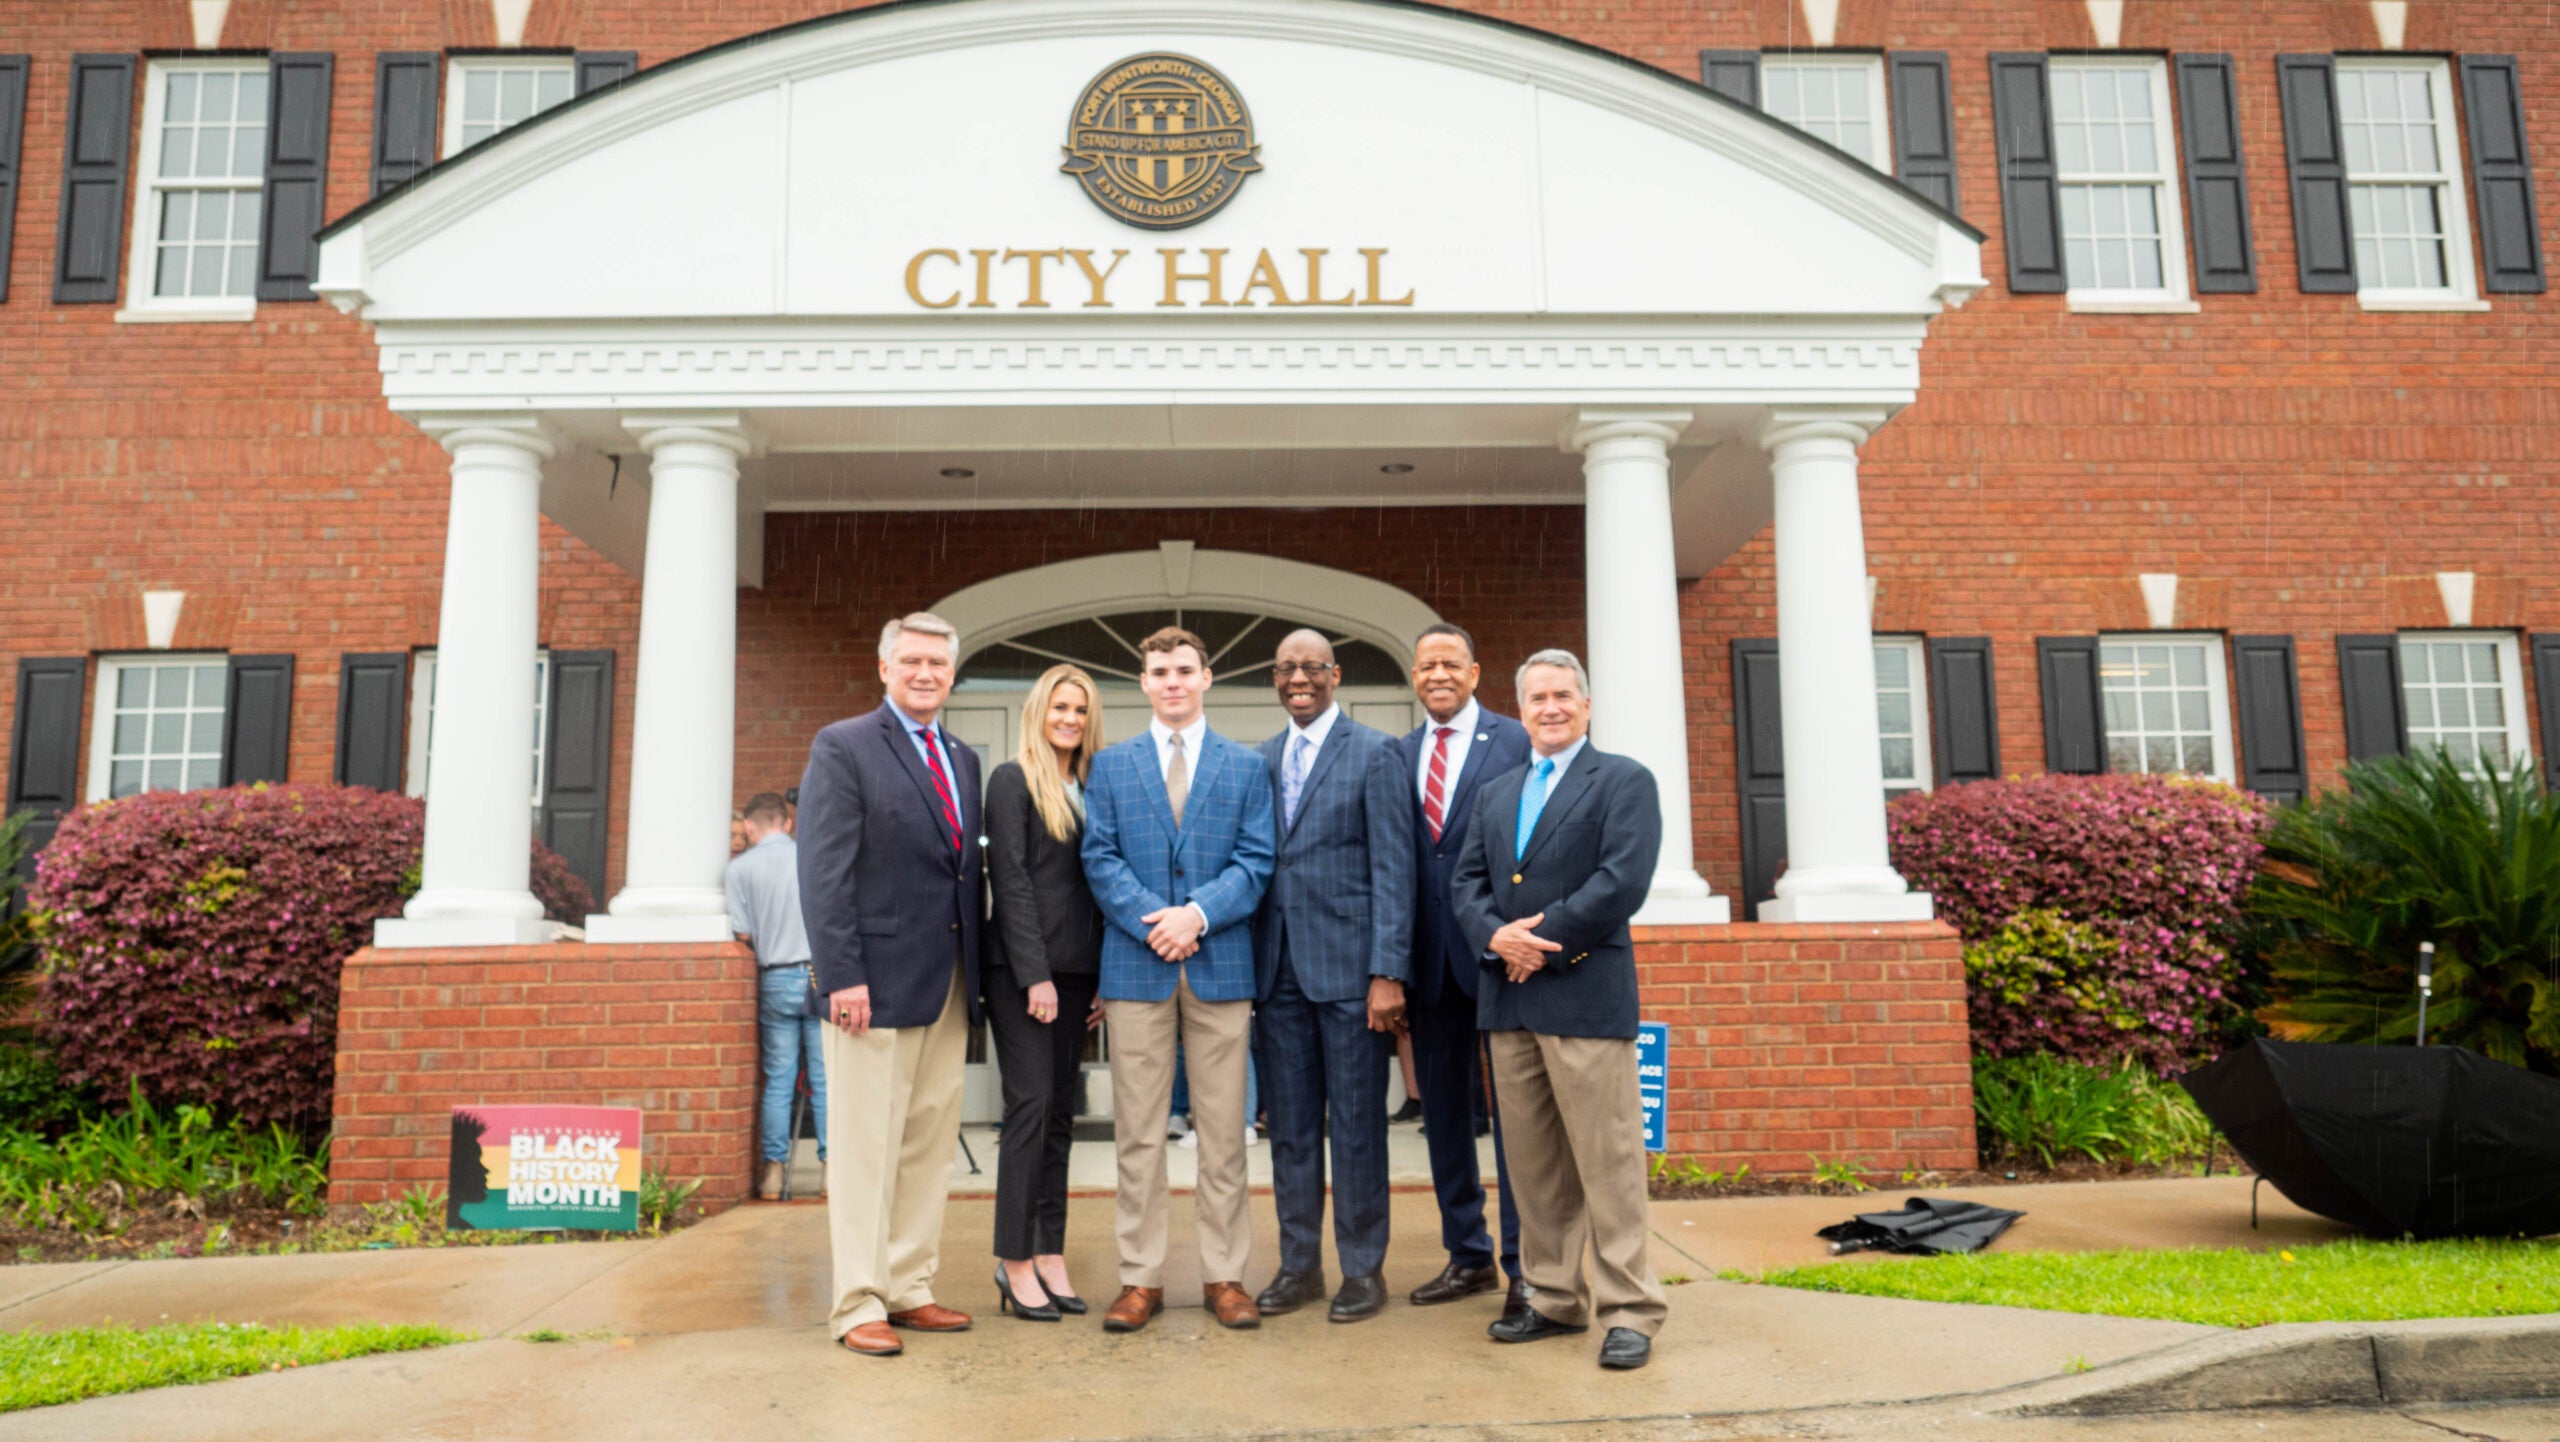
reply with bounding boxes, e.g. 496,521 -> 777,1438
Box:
329,942 -> 758,1215
1639,922 -> 1976,1174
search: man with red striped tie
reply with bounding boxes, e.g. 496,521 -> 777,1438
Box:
796,612 -> 985,1358
1398,623 -> 1534,1317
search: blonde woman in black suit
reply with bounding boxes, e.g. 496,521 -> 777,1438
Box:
985,664 -> 1107,1321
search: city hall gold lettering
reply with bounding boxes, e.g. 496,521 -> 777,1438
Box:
897,52 -> 1419,310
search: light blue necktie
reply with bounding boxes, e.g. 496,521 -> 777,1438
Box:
1515,756 -> 1555,861
1282,732 -> 1311,829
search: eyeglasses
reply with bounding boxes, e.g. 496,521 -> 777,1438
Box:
1272,661 -> 1337,679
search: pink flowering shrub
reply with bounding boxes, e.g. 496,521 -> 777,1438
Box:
29,785 -> 592,1131
1888,773 -> 2270,1069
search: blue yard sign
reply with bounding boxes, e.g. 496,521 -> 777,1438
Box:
1637,1021 -> 1668,1152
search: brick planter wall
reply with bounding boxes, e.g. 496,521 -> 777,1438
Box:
329,943 -> 758,1216
1637,922 -> 1975,1176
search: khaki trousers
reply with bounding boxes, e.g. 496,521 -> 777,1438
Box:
1105,975 -> 1253,1288
821,968 -> 968,1334
1488,1028 -> 1670,1337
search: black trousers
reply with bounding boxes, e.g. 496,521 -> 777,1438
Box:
987,966 -> 1099,1260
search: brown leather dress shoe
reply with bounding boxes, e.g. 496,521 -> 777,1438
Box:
885,1302 -> 972,1332
1204,1281 -> 1261,1329
839,1321 -> 902,1356
1102,1286 -> 1163,1333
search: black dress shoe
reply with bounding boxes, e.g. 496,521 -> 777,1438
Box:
1254,1268 -> 1327,1316
1389,1098 -> 1423,1123
1502,1277 -> 1533,1320
1410,1261 -> 1501,1306
1328,1273 -> 1386,1323
1487,1307 -> 1588,1344
1599,1327 -> 1652,1370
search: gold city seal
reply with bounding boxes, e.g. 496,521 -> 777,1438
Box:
1060,53 -> 1261,230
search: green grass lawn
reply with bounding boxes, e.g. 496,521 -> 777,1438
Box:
0,1320 -> 469,1413
1752,1237 -> 2560,1327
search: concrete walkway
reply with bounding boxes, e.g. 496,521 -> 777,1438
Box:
0,1177 -> 2390,1440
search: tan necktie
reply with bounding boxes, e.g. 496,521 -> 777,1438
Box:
1165,731 -> 1189,827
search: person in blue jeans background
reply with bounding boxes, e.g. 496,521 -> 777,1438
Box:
729,790 -> 826,1201
1170,1042 -> 1261,1148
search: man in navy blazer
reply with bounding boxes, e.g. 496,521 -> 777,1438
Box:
796,612 -> 984,1358
1250,629 -> 1416,1324
1081,626 -> 1276,1334
1398,623 -> 1532,1318
1452,648 -> 1670,1372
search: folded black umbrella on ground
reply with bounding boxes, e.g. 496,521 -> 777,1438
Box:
2179,1038 -> 2560,1240
1816,1197 -> 2024,1255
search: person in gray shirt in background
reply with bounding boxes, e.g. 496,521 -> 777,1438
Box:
730,790 -> 825,1202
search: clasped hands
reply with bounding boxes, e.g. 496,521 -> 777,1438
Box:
1491,910 -> 1563,984
1139,903 -> 1206,962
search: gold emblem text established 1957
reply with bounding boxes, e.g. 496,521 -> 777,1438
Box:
1060,52 -> 1260,230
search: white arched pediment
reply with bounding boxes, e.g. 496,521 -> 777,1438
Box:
316,0 -> 1982,333
931,544 -> 1442,663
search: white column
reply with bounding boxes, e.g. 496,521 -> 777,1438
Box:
585,415 -> 752,944
375,416 -> 556,948
1568,408 -> 1729,926
1757,409 -> 1933,922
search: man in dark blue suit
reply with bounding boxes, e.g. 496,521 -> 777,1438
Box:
1251,629 -> 1416,1323
796,612 -> 984,1358
1453,648 -> 1670,1372
1397,623 -> 1532,1318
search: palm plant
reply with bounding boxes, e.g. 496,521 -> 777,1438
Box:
2254,750 -> 2560,1070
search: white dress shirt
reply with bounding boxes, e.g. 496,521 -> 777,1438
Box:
1415,697 -> 1481,803
1148,714 -> 1209,784
1287,701 -> 1342,754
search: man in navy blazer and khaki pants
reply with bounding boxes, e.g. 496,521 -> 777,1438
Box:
1453,647 -> 1670,1371
797,612 -> 984,1358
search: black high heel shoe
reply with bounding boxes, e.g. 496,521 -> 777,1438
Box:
995,1265 -> 1061,1322
1045,1286 -> 1087,1316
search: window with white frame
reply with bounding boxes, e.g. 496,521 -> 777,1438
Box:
2399,633 -> 2528,769
2337,61 -> 2477,298
1761,55 -> 1892,171
443,57 -> 575,155
86,656 -> 228,800
2050,59 -> 2188,299
1875,637 -> 1934,800
127,61 -> 268,311
2099,636 -> 2234,782
407,650 -> 552,808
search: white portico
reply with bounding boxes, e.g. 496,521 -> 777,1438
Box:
324,0 -> 1980,948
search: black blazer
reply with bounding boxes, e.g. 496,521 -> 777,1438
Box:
796,703 -> 984,1029
983,759 -> 1103,989
1451,743 -> 1661,1040
1399,708 -> 1531,1006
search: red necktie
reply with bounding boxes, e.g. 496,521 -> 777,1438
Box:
918,729 -> 961,852
1422,726 -> 1455,841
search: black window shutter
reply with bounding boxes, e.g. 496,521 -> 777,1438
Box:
575,51 -> 638,96
2276,55 -> 2358,294
1700,50 -> 1760,109
221,655 -> 295,786
1731,639 -> 1787,921
333,652 -> 408,792
0,56 -> 29,306
2175,54 -> 2259,293
52,54 -> 136,304
1989,53 -> 2066,293
370,52 -> 439,196
2458,55 -> 2545,294
2036,637 -> 2106,774
541,650 -> 615,909
1926,637 -> 2001,786
2335,634 -> 2408,762
8,658 -> 87,858
255,52 -> 333,303
2532,635 -> 2560,793
2231,636 -> 2309,802
1890,52 -> 1961,214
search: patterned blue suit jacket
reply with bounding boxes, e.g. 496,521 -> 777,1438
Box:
1081,725 -> 1276,1004
1254,714 -> 1417,1004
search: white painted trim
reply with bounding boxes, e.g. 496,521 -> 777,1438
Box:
492,0 -> 534,49
2337,58 -> 2480,304
2357,296 -> 2493,312
2050,56 -> 2192,304
1760,53 -> 1893,172
930,548 -> 1442,666
442,54 -> 577,159
2138,572 -> 2178,629
124,58 -> 270,318
190,0 -> 230,48
85,652 -> 227,803
2085,0 -> 2125,47
1798,0 -> 1840,48
2096,632 -> 2236,785
2371,1 -> 2409,50
2436,571 -> 2476,628
141,591 -> 186,649
2066,298 -> 2200,314
114,304 -> 257,324
2397,630 -> 2531,767
1874,634 -> 1932,795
